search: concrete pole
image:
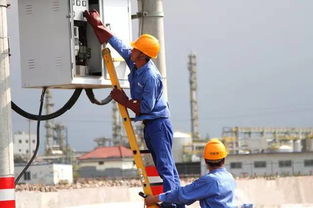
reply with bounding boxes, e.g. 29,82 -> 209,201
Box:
137,0 -> 168,99
0,1 -> 15,207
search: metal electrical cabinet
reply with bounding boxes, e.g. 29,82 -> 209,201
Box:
18,0 -> 131,89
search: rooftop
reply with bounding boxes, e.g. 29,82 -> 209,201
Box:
78,146 -> 133,160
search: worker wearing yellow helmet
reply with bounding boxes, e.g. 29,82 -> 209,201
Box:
84,10 -> 183,208
145,139 -> 237,208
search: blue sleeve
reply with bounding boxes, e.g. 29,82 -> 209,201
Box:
108,36 -> 132,64
140,76 -> 159,113
159,176 -> 218,205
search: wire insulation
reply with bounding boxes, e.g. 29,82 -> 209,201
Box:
85,89 -> 112,105
11,89 -> 82,120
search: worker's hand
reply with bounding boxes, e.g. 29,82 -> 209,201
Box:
127,99 -> 141,115
145,195 -> 160,206
83,10 -> 103,28
110,88 -> 129,106
83,10 -> 113,44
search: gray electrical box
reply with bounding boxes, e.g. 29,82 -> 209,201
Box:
18,0 -> 131,89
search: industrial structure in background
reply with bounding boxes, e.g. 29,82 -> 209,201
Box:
177,56 -> 313,161
112,101 -> 124,146
43,89 -> 72,163
222,127 -> 313,154
188,53 -> 200,141
175,53 -> 207,162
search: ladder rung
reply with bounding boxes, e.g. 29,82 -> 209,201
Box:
140,150 -> 151,154
132,150 -> 151,155
143,183 -> 163,187
150,183 -> 163,186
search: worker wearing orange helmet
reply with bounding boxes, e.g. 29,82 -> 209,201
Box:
145,139 -> 236,208
84,10 -> 183,208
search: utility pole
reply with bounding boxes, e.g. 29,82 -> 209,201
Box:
188,53 -> 200,141
136,0 -> 167,98
0,1 -> 15,207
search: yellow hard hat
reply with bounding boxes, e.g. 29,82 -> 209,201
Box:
203,139 -> 228,160
131,34 -> 160,58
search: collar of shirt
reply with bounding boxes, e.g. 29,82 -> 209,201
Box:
133,61 -> 152,76
209,167 -> 226,174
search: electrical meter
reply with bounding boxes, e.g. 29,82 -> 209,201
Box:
18,0 -> 131,89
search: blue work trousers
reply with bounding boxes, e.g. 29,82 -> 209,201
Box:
144,118 -> 185,208
143,118 -> 180,191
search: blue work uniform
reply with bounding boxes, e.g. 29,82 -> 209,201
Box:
159,167 -> 236,208
108,36 -> 182,199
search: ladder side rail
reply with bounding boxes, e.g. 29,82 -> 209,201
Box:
102,49 -> 159,207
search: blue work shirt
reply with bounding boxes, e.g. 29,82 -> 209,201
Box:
159,167 -> 236,208
108,36 -> 170,121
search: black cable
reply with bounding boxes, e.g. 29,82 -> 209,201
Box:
15,87 -> 47,185
85,88 -> 112,105
11,89 -> 82,121
12,88 -> 110,183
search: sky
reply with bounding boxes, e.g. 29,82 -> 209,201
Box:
7,0 -> 313,152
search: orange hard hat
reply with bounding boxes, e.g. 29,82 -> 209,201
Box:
203,139 -> 228,160
131,34 -> 160,58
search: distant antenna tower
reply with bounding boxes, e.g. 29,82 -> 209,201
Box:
188,53 -> 201,140
112,101 -> 123,145
44,89 -> 55,155
44,90 -> 68,156
53,124 -> 68,153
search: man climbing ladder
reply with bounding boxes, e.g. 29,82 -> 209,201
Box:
84,10 -> 184,208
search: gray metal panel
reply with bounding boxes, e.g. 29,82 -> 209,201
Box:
19,0 -> 73,88
102,0 -> 131,81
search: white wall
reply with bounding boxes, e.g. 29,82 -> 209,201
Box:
172,132 -> 192,163
13,131 -> 37,157
202,152 -> 313,177
79,158 -> 135,171
15,163 -> 73,185
53,164 -> 73,184
16,176 -> 313,208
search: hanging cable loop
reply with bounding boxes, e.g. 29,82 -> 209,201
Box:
0,0 -> 10,7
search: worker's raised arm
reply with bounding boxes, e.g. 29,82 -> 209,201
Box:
83,10 -> 112,44
83,10 -> 132,63
108,37 -> 132,63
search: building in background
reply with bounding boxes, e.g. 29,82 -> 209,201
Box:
173,131 -> 192,163
201,151 -> 313,177
173,131 -> 207,163
78,146 -> 136,178
13,131 -> 36,160
15,163 -> 73,185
